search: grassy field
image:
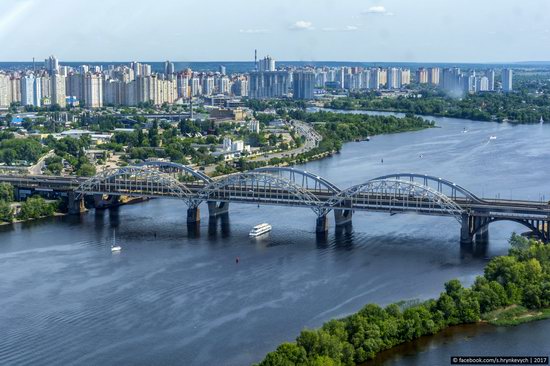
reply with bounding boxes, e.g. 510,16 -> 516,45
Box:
482,305 -> 550,326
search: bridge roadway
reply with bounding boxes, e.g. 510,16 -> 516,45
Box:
1,166 -> 550,244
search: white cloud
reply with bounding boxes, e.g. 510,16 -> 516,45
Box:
322,25 -> 359,32
363,6 -> 394,16
290,20 -> 314,31
239,28 -> 269,34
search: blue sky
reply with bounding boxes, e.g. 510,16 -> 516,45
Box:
1,0 -> 549,62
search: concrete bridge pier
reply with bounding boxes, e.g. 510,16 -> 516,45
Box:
460,214 -> 473,245
186,220 -> 201,238
475,225 -> 490,245
187,206 -> 201,223
93,194 -> 121,209
334,209 -> 353,226
208,201 -> 229,217
316,214 -> 329,233
67,191 -> 85,215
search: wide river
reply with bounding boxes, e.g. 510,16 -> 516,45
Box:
1,112 -> 550,365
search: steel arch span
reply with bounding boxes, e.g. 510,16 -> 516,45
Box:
196,172 -> 327,215
136,160 -> 212,184
471,217 -> 549,243
327,178 -> 465,222
76,166 -> 193,201
254,167 -> 341,193
372,173 -> 483,203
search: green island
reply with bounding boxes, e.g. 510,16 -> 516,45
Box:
326,89 -> 550,124
256,234 -> 550,366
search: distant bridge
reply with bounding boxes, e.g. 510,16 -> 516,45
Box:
1,162 -> 549,244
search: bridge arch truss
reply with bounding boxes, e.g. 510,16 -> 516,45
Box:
254,167 -> 341,193
468,215 -> 550,243
372,173 -> 483,203
76,166 -> 193,202
196,172 -> 328,216
327,178 -> 466,222
136,160 -> 212,185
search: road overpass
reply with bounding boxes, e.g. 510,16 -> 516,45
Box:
1,163 -> 549,244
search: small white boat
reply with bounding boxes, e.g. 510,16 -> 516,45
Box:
489,136 -> 497,140
111,230 -> 122,252
541,116 -> 544,124
462,128 -> 468,133
249,223 -> 272,237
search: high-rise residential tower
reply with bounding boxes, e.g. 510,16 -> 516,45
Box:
292,71 -> 315,100
502,69 -> 513,92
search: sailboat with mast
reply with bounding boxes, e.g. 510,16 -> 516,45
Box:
111,230 -> 122,252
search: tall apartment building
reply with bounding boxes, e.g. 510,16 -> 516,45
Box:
292,71 -> 315,100
202,76 -> 215,96
21,74 -> 42,107
0,73 -> 12,108
83,73 -> 103,108
387,68 -> 401,89
51,73 -> 66,108
191,77 -> 201,96
400,69 -> 411,86
487,69 -> 495,91
104,79 -> 125,106
164,61 -> 175,76
248,71 -> 290,99
232,77 -> 248,97
379,69 -> 387,87
40,74 -> 51,99
370,68 -> 381,89
360,70 -> 370,89
177,74 -> 190,98
502,69 -> 513,92
477,76 -> 490,92
258,56 -> 276,72
66,73 -> 84,101
428,67 -> 440,85
218,76 -> 231,94
45,55 -> 59,74
416,68 -> 429,84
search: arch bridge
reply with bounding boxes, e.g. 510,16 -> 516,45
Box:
29,164 -> 550,243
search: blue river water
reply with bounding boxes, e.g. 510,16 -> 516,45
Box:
1,113 -> 550,365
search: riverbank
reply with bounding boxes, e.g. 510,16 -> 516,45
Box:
256,234 -> 550,366
324,92 -> 550,124
0,211 -> 67,226
212,112 -> 434,175
483,305 -> 550,326
0,196 -> 147,226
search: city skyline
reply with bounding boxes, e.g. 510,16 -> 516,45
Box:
1,0 -> 550,63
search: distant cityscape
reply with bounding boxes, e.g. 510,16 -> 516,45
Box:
0,54 -> 515,110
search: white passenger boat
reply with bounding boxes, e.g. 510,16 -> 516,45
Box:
111,230 -> 122,252
249,223 -> 272,237
489,135 -> 497,140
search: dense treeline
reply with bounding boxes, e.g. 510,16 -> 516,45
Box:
257,234 -> 550,366
327,91 -> 550,123
0,183 -> 14,222
44,135 -> 96,176
0,183 -> 58,223
17,196 -> 58,221
290,111 -> 433,153
0,137 -> 47,165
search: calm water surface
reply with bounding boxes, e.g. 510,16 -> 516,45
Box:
1,114 -> 550,365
